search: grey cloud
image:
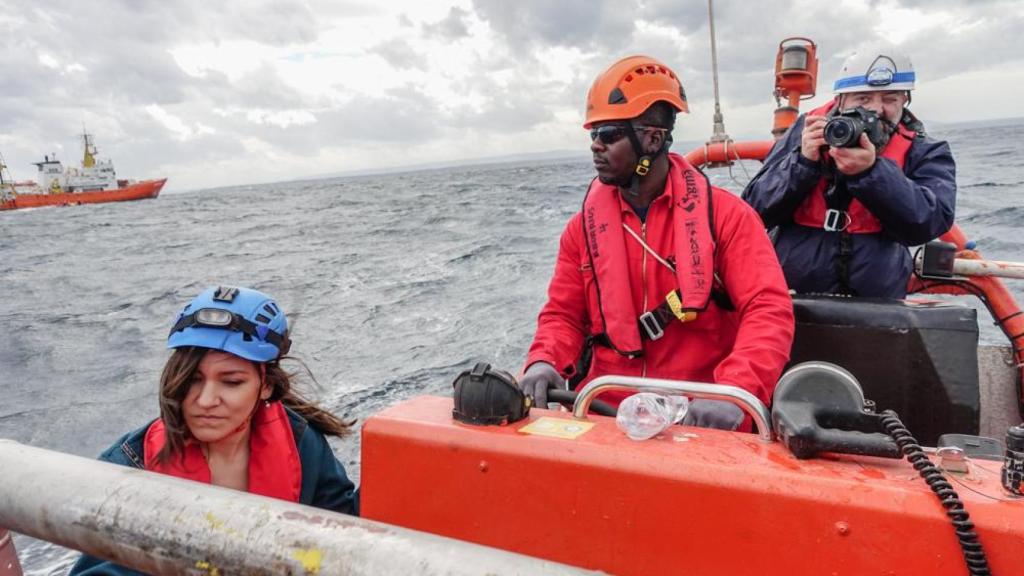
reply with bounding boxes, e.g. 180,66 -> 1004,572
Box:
217,63 -> 316,110
472,0 -> 637,52
448,76 -> 556,131
423,7 -> 472,40
320,84 -> 443,143
898,9 -> 1024,78
371,38 -> 429,71
225,1 -> 320,45
892,0 -> 1005,7
640,0 -> 714,34
0,16 -> 190,108
2,0 -> 1020,192
630,0 -> 1023,109
229,84 -> 445,158
114,0 -> 326,46
106,112 -> 249,176
25,1 -> 322,48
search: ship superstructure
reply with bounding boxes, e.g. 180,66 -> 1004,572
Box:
35,132 -> 120,192
1,130 -> 165,211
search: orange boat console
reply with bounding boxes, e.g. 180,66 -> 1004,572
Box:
362,395 -> 1023,576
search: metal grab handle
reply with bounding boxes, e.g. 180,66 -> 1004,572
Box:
571,375 -> 774,443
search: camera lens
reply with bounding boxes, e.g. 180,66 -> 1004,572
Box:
824,117 -> 860,148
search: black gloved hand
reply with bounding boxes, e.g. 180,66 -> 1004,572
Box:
682,399 -> 745,431
518,362 -> 563,409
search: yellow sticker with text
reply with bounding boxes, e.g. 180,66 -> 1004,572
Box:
519,417 -> 594,439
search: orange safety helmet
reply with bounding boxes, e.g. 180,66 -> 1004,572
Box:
584,55 -> 689,128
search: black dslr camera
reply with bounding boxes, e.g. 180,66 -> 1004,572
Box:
823,106 -> 887,148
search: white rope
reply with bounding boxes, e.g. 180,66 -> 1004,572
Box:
623,222 -> 727,289
623,224 -> 676,273
730,142 -> 753,180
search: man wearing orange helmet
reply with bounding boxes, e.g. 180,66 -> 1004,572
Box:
519,56 -> 794,432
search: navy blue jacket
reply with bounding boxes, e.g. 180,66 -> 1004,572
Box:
69,407 -> 358,575
741,112 -> 956,298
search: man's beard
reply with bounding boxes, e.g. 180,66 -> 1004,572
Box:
874,117 -> 896,150
598,172 -> 633,188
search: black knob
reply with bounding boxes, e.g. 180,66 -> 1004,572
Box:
1002,424 -> 1024,496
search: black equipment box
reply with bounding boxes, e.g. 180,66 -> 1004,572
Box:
788,296 -> 979,447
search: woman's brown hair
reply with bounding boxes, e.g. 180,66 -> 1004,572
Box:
155,346 -> 351,464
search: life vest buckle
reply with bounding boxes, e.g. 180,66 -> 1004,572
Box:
823,208 -> 850,232
639,311 -> 665,341
665,291 -> 697,322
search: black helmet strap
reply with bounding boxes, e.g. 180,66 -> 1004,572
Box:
623,119 -> 670,197
169,309 -> 291,357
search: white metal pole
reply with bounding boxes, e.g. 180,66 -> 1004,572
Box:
952,258 -> 1024,280
0,440 -> 598,576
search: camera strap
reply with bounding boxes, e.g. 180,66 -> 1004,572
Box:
823,176 -> 857,296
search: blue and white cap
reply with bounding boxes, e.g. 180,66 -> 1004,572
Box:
167,286 -> 291,362
833,47 -> 915,94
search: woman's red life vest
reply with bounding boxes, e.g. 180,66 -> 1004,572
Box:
792,100 -> 916,233
144,400 -> 302,502
582,153 -> 715,356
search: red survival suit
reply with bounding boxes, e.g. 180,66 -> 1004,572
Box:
526,153 -> 794,414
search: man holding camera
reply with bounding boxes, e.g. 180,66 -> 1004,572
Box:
742,46 -> 956,298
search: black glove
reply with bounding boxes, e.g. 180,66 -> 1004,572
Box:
682,399 -> 745,431
518,362 -> 563,409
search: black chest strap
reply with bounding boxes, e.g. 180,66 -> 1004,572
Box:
822,171 -> 857,296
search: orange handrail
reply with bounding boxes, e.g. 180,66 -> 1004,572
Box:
684,140 -> 774,168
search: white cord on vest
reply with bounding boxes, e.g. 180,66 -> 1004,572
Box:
623,224 -> 676,273
623,222 -> 727,289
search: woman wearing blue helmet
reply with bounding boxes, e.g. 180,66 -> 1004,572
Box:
71,286 -> 358,576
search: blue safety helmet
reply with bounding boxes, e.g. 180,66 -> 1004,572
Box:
167,286 -> 291,362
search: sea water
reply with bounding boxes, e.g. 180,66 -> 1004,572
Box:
2,117 -> 1022,574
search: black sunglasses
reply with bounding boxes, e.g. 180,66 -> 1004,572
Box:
589,124 -> 666,145
589,124 -> 631,145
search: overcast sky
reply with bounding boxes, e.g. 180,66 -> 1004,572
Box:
1,0 -> 1021,191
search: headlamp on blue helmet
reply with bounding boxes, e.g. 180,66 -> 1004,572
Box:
168,286 -> 291,363
833,48 -> 915,94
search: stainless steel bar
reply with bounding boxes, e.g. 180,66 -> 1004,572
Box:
572,375 -> 774,442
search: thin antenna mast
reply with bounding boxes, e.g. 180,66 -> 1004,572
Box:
707,0 -> 729,143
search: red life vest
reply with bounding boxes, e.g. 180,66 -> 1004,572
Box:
582,153 -> 715,356
144,400 -> 302,502
792,100 -> 916,233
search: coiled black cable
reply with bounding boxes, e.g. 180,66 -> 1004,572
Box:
879,409 -> 991,575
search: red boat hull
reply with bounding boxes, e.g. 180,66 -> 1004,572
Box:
0,179 -> 166,211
